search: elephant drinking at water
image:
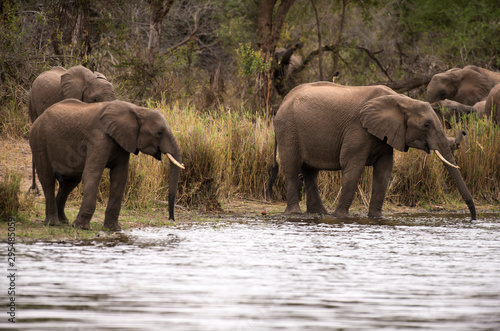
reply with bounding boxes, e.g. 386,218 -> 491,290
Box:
29,99 -> 185,231
267,82 -> 476,220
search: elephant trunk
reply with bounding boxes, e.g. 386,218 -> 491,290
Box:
436,144 -> 476,220
163,137 -> 183,221
168,163 -> 181,221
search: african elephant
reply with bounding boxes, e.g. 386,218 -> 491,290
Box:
485,84 -> 500,125
28,65 -> 116,192
267,82 -> 476,220
29,99 -> 184,231
426,66 -> 500,106
430,99 -> 477,128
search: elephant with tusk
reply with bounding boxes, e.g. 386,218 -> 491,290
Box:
29,99 -> 184,231
267,82 -> 476,220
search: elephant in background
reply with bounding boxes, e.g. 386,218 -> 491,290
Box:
485,84 -> 500,125
28,65 -> 116,121
273,42 -> 303,97
29,99 -> 184,231
473,100 -> 487,117
430,99 -> 477,128
28,65 -> 116,193
426,65 -> 500,106
268,82 -> 476,220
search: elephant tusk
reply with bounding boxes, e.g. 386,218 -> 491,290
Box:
167,153 -> 185,169
434,150 -> 459,169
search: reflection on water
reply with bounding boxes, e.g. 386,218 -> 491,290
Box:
10,213 -> 500,330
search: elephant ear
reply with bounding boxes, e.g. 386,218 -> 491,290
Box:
100,100 -> 139,153
360,95 -> 408,152
60,65 -> 94,100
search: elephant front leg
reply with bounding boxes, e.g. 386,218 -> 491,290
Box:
103,159 -> 129,232
368,151 -> 393,218
72,165 -> 105,230
334,163 -> 365,217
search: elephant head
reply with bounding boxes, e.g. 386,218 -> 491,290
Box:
430,99 -> 477,129
426,67 -> 493,105
360,95 -> 476,220
100,100 -> 184,220
61,65 -> 116,103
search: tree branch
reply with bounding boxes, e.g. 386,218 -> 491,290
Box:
357,46 -> 392,81
372,74 -> 434,93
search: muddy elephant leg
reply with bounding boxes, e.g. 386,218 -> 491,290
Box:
56,177 -> 81,224
368,151 -> 393,218
302,167 -> 328,214
334,162 -> 365,217
72,164 -> 106,230
103,160 -> 129,232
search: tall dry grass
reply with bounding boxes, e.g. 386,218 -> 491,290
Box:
115,102 -> 498,212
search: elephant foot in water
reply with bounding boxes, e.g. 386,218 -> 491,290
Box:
103,221 -> 122,232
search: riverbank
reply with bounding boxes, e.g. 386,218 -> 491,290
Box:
1,137 -> 498,242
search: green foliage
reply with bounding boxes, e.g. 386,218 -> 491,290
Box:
0,171 -> 22,222
236,43 -> 271,77
397,0 -> 500,65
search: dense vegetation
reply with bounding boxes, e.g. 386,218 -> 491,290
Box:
1,0 -> 499,213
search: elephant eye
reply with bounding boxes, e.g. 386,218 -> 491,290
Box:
424,122 -> 431,130
156,130 -> 164,137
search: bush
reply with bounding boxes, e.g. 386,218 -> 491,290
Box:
0,171 -> 22,222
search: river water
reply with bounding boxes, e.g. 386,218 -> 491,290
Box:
5,212 -> 500,330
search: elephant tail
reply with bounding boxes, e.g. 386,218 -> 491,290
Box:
266,135 -> 279,200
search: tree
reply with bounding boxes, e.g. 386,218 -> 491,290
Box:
147,0 -> 176,64
256,0 -> 296,116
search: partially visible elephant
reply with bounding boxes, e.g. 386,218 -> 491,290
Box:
29,99 -> 184,231
273,42 -> 303,97
473,99 -> 487,117
268,82 -> 476,220
447,130 -> 466,153
426,67 -> 495,105
430,99 -> 477,128
485,84 -> 500,125
28,65 -> 116,193
28,65 -> 116,121
464,65 -> 500,86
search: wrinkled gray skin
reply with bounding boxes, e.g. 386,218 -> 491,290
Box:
430,99 -> 477,129
28,65 -> 116,193
269,82 -> 476,220
426,65 -> 500,106
485,84 -> 500,125
29,99 -> 183,231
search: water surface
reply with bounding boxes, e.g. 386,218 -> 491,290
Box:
7,212 -> 500,330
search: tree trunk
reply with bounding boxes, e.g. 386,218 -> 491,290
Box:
257,0 -> 296,117
147,0 -> 176,64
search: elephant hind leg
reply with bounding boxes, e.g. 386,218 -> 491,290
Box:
56,177 -> 81,224
302,167 -> 327,214
282,166 -> 302,214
